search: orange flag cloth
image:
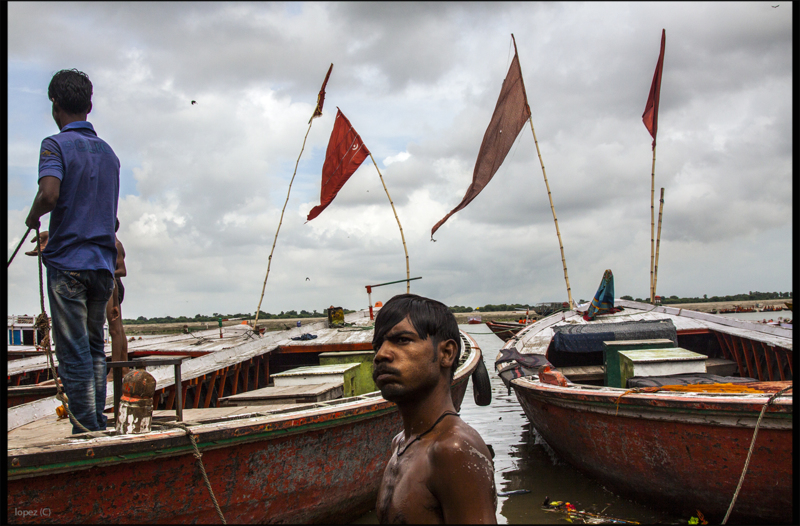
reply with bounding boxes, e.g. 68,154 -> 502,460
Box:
642,29 -> 666,150
307,108 -> 370,222
309,63 -> 333,123
431,51 -> 532,239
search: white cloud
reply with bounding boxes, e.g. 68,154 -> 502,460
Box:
7,2 -> 793,319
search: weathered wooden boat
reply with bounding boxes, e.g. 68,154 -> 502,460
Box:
486,320 -> 527,342
7,308 -> 483,524
494,299 -> 792,524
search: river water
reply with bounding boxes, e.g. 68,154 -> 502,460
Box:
354,324 -> 686,524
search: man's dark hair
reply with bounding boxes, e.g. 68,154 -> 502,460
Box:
48,69 -> 93,114
373,294 -> 462,380
115,218 -> 120,233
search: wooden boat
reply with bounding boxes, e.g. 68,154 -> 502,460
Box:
7,308 -> 484,524
467,316 -> 482,324
494,299 -> 792,524
486,320 -> 527,341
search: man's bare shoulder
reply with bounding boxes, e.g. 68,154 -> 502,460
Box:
429,418 -> 493,467
427,418 -> 497,523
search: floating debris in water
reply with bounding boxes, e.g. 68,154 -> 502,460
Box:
688,510 -> 708,525
542,498 -> 640,524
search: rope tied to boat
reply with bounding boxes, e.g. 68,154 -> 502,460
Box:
722,384 -> 792,524
152,421 -> 227,524
31,226 -> 94,434
613,387 -> 660,416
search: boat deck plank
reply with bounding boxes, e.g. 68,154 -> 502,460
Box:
7,403 -> 316,451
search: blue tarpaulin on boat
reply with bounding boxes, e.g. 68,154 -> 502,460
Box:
552,319 -> 677,354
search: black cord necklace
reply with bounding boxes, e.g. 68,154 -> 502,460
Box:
396,411 -> 459,457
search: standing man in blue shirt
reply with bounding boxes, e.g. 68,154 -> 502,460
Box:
25,69 -> 120,434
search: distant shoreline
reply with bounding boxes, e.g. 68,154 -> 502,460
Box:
122,298 -> 791,335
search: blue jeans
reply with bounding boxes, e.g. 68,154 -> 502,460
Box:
47,267 -> 115,433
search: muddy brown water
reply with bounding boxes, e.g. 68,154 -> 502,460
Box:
353,324 -> 684,524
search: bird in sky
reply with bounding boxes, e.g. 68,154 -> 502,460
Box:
772,4 -> 779,7
306,277 -> 310,281
191,100 -> 197,105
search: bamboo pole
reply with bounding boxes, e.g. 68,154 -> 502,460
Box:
511,33 -> 573,309
650,145 -> 657,303
369,152 -> 410,293
653,187 -> 665,302
528,116 -> 574,309
253,119 -> 314,330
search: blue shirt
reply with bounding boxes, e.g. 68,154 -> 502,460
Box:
39,121 -> 120,274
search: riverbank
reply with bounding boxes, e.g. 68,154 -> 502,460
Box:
123,299 -> 790,335
661,298 -> 791,313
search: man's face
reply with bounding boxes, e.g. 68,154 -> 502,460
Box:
372,316 -> 440,404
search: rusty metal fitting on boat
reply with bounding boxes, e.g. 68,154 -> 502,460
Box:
116,370 -> 157,435
121,370 -> 157,399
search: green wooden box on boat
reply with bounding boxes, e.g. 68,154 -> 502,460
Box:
618,348 -> 708,389
272,363 -> 362,397
603,338 -> 676,388
319,351 -> 377,395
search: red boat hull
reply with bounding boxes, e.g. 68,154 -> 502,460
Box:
8,349 -> 477,524
512,378 -> 793,524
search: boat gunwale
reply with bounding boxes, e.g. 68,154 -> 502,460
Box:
510,374 -> 792,413
8,329 -> 481,476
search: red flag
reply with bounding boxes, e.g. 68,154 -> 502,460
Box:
309,63 -> 334,123
642,29 -> 666,150
307,108 -> 370,221
431,51 -> 531,239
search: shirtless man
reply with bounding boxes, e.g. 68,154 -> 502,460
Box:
106,219 -> 128,380
372,294 -> 497,524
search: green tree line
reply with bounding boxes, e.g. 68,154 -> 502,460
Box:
124,308 -> 354,325
125,292 -> 790,324
620,291 -> 792,304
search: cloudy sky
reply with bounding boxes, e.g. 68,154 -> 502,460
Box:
7,2 -> 792,320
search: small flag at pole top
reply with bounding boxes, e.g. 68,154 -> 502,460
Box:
642,30 -> 665,150
310,63 -> 334,123
307,108 -> 370,221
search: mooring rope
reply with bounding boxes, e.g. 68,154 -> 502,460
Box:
25,228 -> 225,522
721,384 -> 792,524
32,226 -> 94,435
153,421 -> 227,524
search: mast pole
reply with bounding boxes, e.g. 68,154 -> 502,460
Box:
513,34 -> 574,309
253,118 -> 314,330
653,187 -> 665,302
650,145 -> 657,303
369,153 -> 411,293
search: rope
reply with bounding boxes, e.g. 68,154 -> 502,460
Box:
7,228 -> 32,267
613,387 -> 660,416
28,229 -> 223,521
153,421 -> 227,524
721,385 -> 792,524
32,226 -> 93,434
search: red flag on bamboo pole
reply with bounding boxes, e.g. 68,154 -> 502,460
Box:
307,108 -> 370,221
431,49 -> 532,239
642,29 -> 666,150
309,63 -> 334,123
